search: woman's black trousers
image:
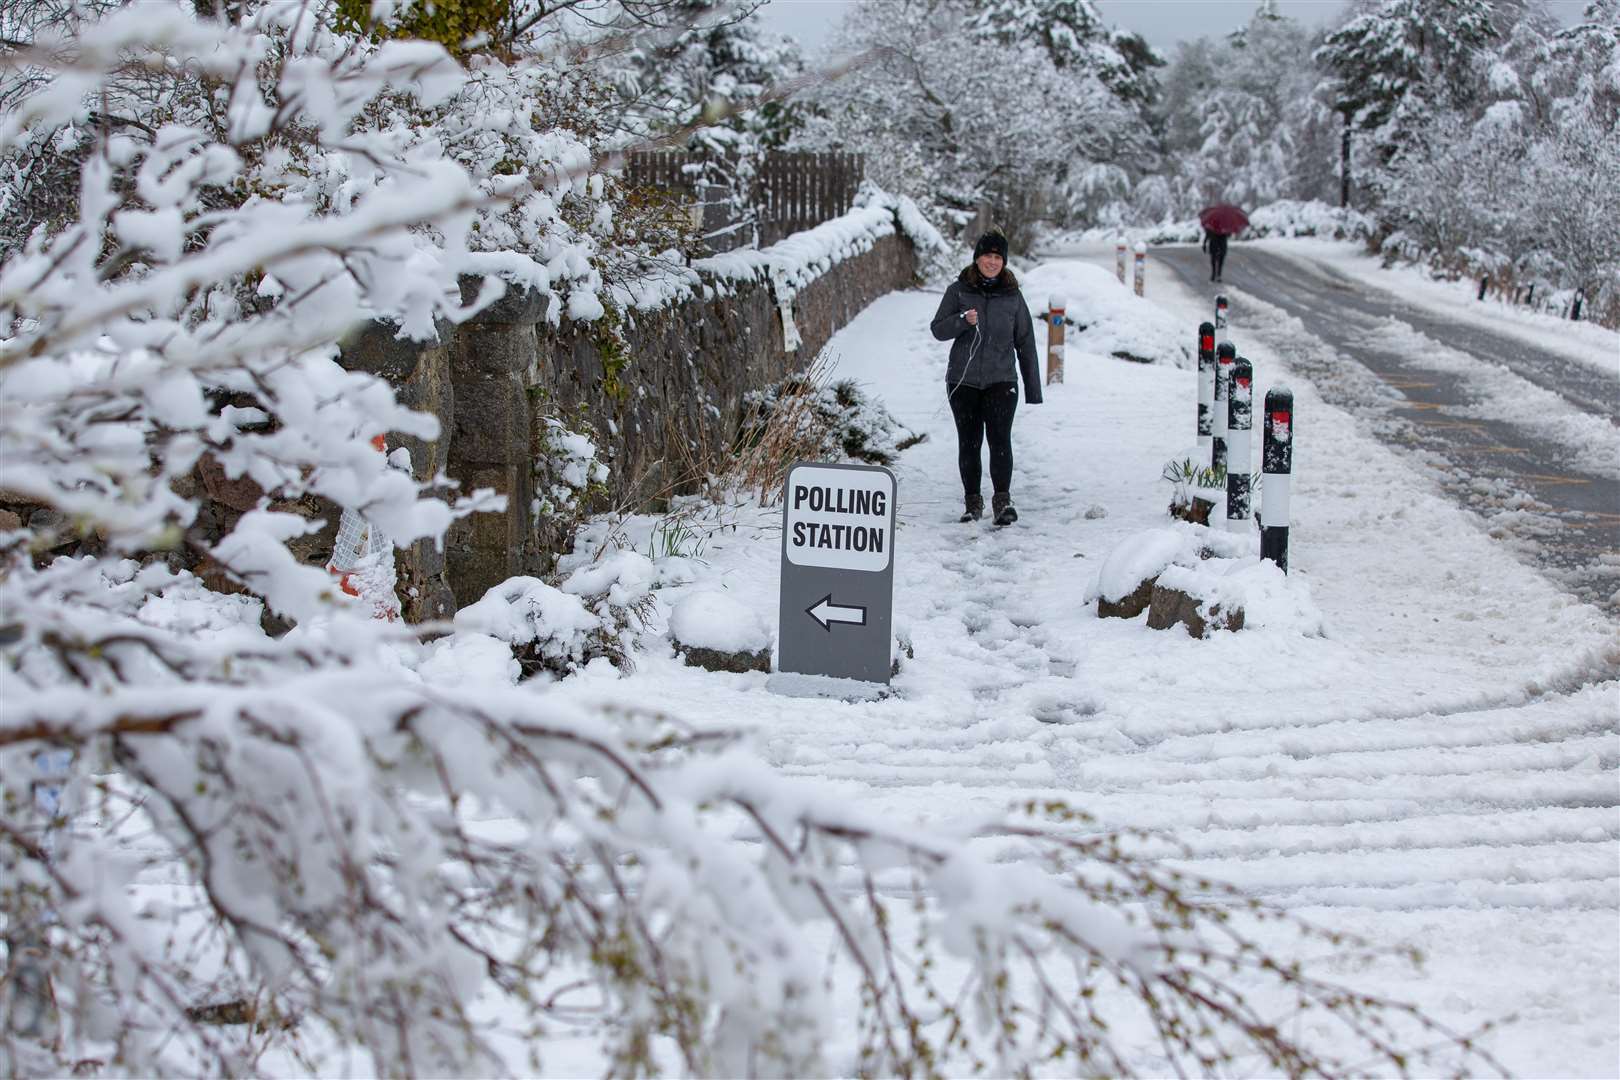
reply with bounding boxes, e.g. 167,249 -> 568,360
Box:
948,381 -> 1018,497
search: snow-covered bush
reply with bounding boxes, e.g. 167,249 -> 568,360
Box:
534,414 -> 611,520
741,372 -> 917,470
721,346 -> 922,502
1160,456 -> 1224,521
453,550 -> 655,678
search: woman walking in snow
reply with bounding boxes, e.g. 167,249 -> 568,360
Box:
929,228 -> 1042,526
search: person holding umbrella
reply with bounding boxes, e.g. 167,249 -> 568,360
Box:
1201,229 -> 1228,281
1199,204 -> 1249,282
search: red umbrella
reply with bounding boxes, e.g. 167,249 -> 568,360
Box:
1199,204 -> 1249,235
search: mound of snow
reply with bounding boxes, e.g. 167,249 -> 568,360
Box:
1157,558 -> 1323,636
669,590 -> 770,654
1091,529 -> 1188,604
455,576 -> 599,645
418,631 -> 522,686
1019,261 -> 1193,369
1086,522 -> 1254,603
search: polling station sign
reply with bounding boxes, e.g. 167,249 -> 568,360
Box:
778,462 -> 896,685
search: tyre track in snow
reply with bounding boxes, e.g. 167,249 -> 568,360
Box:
1098,654 -> 1620,749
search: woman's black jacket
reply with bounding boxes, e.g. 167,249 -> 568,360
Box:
929,266 -> 1042,404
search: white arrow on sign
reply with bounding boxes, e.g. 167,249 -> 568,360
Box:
805,594 -> 867,631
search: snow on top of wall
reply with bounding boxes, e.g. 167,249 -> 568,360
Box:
604,188 -> 935,315
448,188 -> 934,324
1086,522 -> 1254,603
1090,526 -> 1188,603
696,204 -> 896,295
1157,558 -> 1324,635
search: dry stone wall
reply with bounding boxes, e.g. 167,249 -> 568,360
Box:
342,229 -> 920,617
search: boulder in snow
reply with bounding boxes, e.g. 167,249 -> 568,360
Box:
1146,584 -> 1245,637
1097,576 -> 1157,620
1089,523 -> 1318,637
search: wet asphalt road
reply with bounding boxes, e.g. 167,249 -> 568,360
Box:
1152,243 -> 1619,617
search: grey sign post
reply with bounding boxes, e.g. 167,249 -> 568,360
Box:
778,461 -> 897,685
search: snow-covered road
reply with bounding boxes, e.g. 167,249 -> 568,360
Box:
1146,240 -> 1620,615
551,251 -> 1619,1075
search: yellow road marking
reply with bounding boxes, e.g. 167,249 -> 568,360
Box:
1511,474 -> 1592,487
1554,516 -> 1620,532
1410,418 -> 1486,432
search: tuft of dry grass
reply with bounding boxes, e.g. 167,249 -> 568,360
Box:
727,349 -> 839,505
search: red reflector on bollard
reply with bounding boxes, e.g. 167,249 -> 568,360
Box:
1200,335 -> 1213,350
1236,376 -> 1250,389
1271,411 -> 1291,425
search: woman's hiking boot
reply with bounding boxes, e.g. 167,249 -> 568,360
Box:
960,493 -> 984,522
992,492 -> 1018,527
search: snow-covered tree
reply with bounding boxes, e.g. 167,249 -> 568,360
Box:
1150,3 -> 1338,215
966,0 -> 1162,108
1313,0 -> 1500,196
608,0 -> 805,235
795,0 -> 1158,243
1362,0 -> 1618,311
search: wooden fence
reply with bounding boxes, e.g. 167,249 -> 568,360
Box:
625,149 -> 704,195
625,150 -> 866,250
754,151 -> 865,245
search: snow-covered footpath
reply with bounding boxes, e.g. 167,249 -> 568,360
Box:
528,250 -> 1620,1076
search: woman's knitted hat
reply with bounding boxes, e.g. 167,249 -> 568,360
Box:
973,228 -> 1009,260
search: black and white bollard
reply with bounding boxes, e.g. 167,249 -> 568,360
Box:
1225,356 -> 1253,532
1197,321 -> 1216,457
1214,294 -> 1229,350
1133,242 -> 1147,296
1116,235 -> 1127,284
1212,342 -> 1235,475
1262,386 -> 1294,571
